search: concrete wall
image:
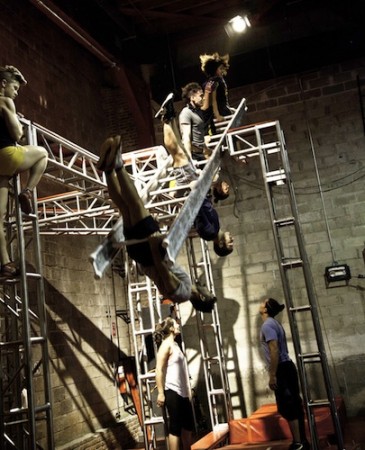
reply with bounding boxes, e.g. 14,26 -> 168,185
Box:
197,59 -> 365,418
1,0 -> 365,447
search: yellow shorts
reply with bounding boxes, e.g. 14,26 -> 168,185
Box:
0,146 -> 25,176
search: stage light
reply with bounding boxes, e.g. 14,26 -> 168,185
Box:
225,15 -> 251,36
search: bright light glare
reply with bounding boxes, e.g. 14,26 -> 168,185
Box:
228,15 -> 251,33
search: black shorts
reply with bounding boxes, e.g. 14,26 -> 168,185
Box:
164,389 -> 194,436
275,361 -> 304,421
124,216 -> 160,266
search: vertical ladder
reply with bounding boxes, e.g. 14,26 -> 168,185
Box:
185,235 -> 232,432
125,258 -> 163,450
0,179 -> 54,449
125,255 -> 194,450
227,121 -> 344,449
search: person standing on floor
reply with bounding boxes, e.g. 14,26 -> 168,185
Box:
259,298 -> 309,450
0,65 -> 48,277
154,317 -> 194,450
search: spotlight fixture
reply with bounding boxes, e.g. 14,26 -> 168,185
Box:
225,15 -> 251,37
324,264 -> 351,288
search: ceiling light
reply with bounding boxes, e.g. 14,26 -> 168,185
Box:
225,15 -> 251,36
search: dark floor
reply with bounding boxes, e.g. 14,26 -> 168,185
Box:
126,417 -> 365,449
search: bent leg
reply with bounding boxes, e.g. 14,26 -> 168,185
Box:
17,145 -> 48,189
163,121 -> 189,167
0,178 -> 11,265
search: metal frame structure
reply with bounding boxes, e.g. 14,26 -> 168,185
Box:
0,178 -> 54,450
0,102 -> 343,449
226,121 -> 345,450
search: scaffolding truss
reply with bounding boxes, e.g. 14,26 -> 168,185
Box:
1,99 -> 343,450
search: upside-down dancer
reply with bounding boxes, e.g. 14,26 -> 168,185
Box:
97,135 -> 216,313
157,93 -> 234,257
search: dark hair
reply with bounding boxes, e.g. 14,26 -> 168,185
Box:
200,53 -> 230,77
213,181 -> 230,203
153,317 -> 175,347
265,298 -> 285,317
0,65 -> 27,85
181,82 -> 202,103
213,240 -> 233,257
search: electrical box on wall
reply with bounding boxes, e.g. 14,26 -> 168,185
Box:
324,264 -> 351,288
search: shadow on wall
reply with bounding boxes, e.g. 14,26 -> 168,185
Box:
42,276 -> 136,447
183,254 -> 248,427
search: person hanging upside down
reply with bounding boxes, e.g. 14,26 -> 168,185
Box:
159,94 -> 234,257
97,135 -> 216,313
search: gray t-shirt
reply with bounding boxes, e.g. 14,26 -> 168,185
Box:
140,263 -> 192,303
179,106 -> 205,148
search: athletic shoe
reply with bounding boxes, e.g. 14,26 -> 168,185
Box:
18,189 -> 33,214
97,136 -> 123,171
155,92 -> 175,122
0,261 -> 20,277
190,283 -> 217,313
288,442 -> 304,450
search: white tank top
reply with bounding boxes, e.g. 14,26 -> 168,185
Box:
165,342 -> 190,398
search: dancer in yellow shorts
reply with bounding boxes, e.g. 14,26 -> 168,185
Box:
0,65 -> 48,277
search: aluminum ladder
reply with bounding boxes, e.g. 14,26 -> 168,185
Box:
226,120 -> 345,450
185,236 -> 232,435
0,178 -> 54,450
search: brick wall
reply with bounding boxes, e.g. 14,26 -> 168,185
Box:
2,0 -> 365,447
0,0 -> 142,445
0,0 -> 142,153
39,235 -> 134,448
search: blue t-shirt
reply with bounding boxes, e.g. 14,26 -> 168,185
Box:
260,317 -> 291,366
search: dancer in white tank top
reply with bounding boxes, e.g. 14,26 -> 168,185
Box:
154,317 -> 194,450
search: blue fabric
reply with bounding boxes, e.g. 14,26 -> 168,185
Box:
194,197 -> 219,241
260,317 -> 291,365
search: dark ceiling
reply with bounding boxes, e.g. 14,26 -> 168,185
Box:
46,0 -> 365,101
